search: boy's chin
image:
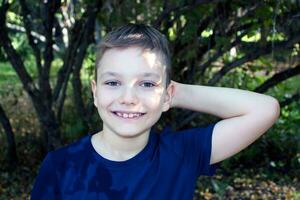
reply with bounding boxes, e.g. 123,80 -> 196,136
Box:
114,129 -> 150,139
109,124 -> 152,138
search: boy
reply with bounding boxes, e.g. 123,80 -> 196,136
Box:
31,24 -> 280,199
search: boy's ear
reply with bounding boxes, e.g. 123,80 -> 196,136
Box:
91,80 -> 98,108
162,81 -> 175,112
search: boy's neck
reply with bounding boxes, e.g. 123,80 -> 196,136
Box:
91,129 -> 151,161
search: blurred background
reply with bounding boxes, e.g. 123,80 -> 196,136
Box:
0,0 -> 299,199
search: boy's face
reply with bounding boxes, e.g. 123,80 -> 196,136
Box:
92,47 -> 174,138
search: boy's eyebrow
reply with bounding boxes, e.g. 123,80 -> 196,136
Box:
100,71 -> 161,79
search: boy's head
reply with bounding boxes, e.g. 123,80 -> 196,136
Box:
92,24 -> 174,138
95,23 -> 171,87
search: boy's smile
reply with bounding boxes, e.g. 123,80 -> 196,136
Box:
92,47 -> 174,143
111,111 -> 146,120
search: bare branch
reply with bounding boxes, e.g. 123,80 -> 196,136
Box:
0,3 -> 40,100
0,103 -> 17,166
52,19 -> 85,103
69,7 -> 99,127
255,64 -> 300,93
53,1 -> 102,121
19,0 -> 43,79
6,22 -> 62,52
40,0 -> 61,108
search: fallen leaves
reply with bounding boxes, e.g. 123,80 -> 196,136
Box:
195,172 -> 299,200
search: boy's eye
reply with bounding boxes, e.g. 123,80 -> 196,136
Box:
104,81 -> 156,88
105,81 -> 120,86
141,81 -> 156,88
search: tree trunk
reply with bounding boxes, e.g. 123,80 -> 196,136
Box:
0,103 -> 17,168
30,99 -> 61,152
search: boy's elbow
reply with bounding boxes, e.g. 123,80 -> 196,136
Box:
267,97 -> 281,121
256,96 -> 280,122
272,98 -> 280,120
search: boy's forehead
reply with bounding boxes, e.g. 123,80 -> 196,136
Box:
100,71 -> 161,79
98,47 -> 167,79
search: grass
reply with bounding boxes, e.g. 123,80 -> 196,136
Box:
0,57 -> 94,95
0,62 -> 21,91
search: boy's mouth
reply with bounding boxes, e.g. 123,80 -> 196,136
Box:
111,111 -> 146,119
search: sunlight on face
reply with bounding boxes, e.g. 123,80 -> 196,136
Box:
142,50 -> 159,70
142,49 -> 168,87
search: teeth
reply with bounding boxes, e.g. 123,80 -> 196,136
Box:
115,112 -> 143,119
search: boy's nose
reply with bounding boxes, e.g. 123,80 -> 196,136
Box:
118,87 -> 138,105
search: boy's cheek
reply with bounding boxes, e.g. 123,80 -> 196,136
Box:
144,96 -> 163,107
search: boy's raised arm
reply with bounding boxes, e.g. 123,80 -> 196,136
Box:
170,81 -> 280,165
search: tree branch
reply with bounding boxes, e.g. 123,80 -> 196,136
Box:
255,64 -> 300,93
19,0 -> 43,82
70,8 -> 99,129
0,2 -> 40,101
208,35 -> 300,85
41,0 -> 61,109
0,103 -> 17,167
53,18 -> 86,103
6,22 -> 61,52
53,2 -> 102,122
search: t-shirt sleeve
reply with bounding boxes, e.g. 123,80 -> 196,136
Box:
193,124 -> 219,176
31,152 -> 60,200
165,123 -> 219,177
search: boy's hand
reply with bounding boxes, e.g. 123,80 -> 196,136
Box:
169,80 -> 179,108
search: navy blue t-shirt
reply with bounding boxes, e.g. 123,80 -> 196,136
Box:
31,124 -> 218,199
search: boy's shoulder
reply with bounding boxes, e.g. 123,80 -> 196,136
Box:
159,124 -> 215,138
158,123 -> 216,149
49,134 -> 92,162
